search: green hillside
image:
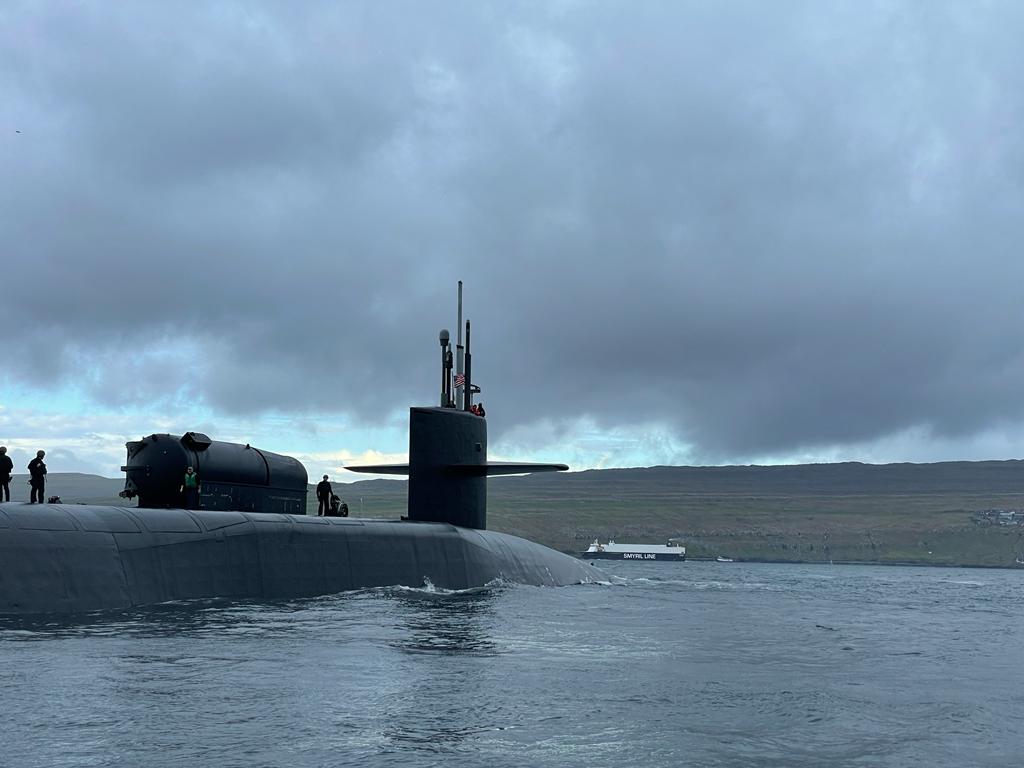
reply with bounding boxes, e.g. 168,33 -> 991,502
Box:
9,461 -> 1024,567
327,462 -> 1024,567
6,473 -> 130,505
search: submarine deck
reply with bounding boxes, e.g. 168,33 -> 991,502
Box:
0,503 -> 603,615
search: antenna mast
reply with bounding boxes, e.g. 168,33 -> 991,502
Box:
455,281 -> 465,410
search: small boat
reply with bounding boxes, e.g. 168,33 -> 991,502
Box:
582,539 -> 686,561
715,556 -> 734,563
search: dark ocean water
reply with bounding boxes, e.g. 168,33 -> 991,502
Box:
1,561 -> 1021,768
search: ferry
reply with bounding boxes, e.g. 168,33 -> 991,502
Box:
582,539 -> 686,561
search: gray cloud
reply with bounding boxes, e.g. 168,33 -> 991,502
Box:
3,1 -> 1024,463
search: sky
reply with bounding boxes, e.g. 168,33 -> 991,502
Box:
3,1 -> 1024,481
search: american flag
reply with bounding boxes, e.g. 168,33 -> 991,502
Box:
454,373 -> 465,388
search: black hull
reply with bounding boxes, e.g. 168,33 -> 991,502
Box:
582,552 -> 686,561
0,504 -> 604,616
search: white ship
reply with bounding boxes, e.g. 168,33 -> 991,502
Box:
582,539 -> 686,561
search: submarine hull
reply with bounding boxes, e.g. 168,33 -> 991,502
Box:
0,504 -> 603,616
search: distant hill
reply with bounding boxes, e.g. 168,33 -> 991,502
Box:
331,461 -> 1024,566
328,458 -> 1024,511
492,459 -> 1024,497
7,460 -> 1024,566
6,473 -> 127,504
15,460 -> 1024,506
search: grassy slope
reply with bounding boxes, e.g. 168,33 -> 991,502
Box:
328,462 -> 1024,567
12,462 -> 1024,567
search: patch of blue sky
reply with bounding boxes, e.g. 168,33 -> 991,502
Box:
0,379 -> 412,480
4,379 -> 705,481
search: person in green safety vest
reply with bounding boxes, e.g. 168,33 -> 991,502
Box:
179,466 -> 200,509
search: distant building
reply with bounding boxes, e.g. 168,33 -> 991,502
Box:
971,509 -> 1023,526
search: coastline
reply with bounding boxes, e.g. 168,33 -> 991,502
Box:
589,555 -> 1024,570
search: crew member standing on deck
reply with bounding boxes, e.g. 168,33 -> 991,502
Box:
317,475 -> 332,516
180,466 -> 200,509
0,446 -> 13,502
28,450 -> 47,503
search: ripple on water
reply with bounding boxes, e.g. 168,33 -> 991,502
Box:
1,563 -> 1023,767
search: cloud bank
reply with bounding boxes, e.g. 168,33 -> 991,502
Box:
3,1 -> 1024,469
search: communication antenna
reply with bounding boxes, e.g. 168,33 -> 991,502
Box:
456,281 -> 465,409
464,320 -> 473,410
439,328 -> 451,406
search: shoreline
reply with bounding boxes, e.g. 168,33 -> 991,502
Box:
583,554 -> 1024,570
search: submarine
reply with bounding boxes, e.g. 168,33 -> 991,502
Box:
0,287 -> 603,615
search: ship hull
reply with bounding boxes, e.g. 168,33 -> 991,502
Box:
0,504 -> 603,616
582,552 -> 686,561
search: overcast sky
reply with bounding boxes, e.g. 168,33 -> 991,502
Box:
3,1 -> 1024,479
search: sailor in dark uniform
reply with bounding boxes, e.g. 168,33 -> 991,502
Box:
27,450 -> 46,504
316,475 -> 332,516
0,446 -> 13,502
325,494 -> 349,517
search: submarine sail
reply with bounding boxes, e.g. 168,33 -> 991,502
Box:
347,291 -> 567,530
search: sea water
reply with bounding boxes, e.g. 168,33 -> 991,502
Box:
1,562 -> 1021,767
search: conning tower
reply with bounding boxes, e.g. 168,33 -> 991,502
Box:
347,282 -> 566,529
